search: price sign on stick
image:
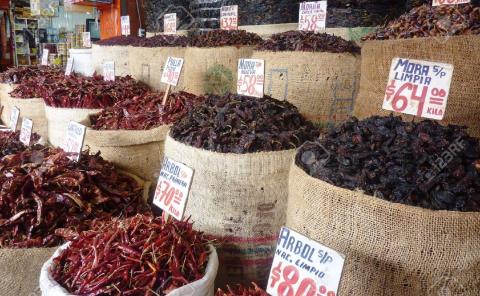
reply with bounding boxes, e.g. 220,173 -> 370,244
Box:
267,228 -> 345,296
121,15 -> 131,35
9,106 -> 20,131
82,32 -> 91,48
65,57 -> 74,76
237,59 -> 265,98
62,121 -> 86,162
103,61 -> 115,81
19,117 -> 33,146
164,13 -> 177,35
433,0 -> 470,6
153,157 -> 194,221
161,57 -> 184,86
41,49 -> 49,66
299,1 -> 327,32
220,5 -> 238,30
383,58 -> 453,120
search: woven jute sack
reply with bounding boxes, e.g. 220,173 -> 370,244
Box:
0,83 -> 15,124
85,125 -> 171,182
251,50 -> 361,124
183,46 -> 254,95
92,44 -> 130,77
128,47 -> 187,91
3,95 -> 48,139
45,106 -> 101,147
164,135 -> 294,288
287,163 -> 480,295
354,35 -> 480,137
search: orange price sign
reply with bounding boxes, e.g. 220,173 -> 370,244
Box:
220,5 -> 238,30
299,1 -> 327,32
237,59 -> 265,98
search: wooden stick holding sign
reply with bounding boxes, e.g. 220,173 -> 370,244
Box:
61,121 -> 86,162
160,57 -> 184,106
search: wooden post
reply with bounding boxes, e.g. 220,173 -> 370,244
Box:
162,84 -> 171,106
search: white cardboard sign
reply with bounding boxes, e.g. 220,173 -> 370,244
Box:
9,106 -> 20,131
103,61 -> 115,81
121,15 -> 131,36
62,121 -> 86,162
164,13 -> 177,35
220,5 -> 239,30
299,1 -> 327,32
82,32 -> 91,48
41,49 -> 49,66
161,57 -> 184,86
383,58 -> 453,120
433,0 -> 470,6
153,157 -> 194,221
267,227 -> 345,296
65,57 -> 74,76
237,58 -> 265,98
19,117 -> 33,146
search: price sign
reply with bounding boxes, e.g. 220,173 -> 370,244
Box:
267,228 -> 345,296
41,49 -> 49,66
237,59 -> 265,98
153,157 -> 194,221
9,106 -> 20,131
383,58 -> 453,120
61,121 -> 86,162
65,57 -> 74,76
220,5 -> 238,30
161,57 -> 184,86
164,13 -> 177,35
19,117 -> 33,146
433,0 -> 470,6
121,15 -> 131,36
82,32 -> 91,48
103,61 -> 115,81
299,1 -> 327,32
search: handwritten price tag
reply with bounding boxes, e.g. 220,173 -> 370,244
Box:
299,1 -> 327,32
9,106 -> 20,131
383,58 -> 453,120
161,57 -> 184,86
220,5 -> 238,30
164,13 -> 177,35
121,15 -> 131,36
153,157 -> 194,221
433,0 -> 470,6
41,49 -> 49,66
237,59 -> 265,98
19,117 -> 33,146
65,57 -> 74,76
82,32 -> 91,48
267,228 -> 345,296
103,61 -> 115,82
61,121 -> 86,162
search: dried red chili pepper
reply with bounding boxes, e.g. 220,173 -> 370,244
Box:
189,30 -> 263,47
9,69 -> 65,99
0,130 -> 40,157
51,214 -> 211,295
216,283 -> 268,296
0,66 -> 62,84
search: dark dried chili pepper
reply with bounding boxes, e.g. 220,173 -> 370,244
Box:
0,66 -> 62,84
188,30 -> 263,47
216,283 -> 268,296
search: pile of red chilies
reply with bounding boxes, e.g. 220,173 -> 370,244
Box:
0,65 -> 62,84
51,214 -> 211,295
216,283 -> 269,296
0,130 -> 39,158
91,91 -> 205,130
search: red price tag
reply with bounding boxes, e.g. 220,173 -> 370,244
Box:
432,0 -> 470,6
299,1 -> 327,32
237,59 -> 265,98
220,5 -> 238,30
383,58 -> 453,120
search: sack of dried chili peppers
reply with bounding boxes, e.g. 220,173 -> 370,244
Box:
0,147 -> 149,296
85,91 -> 204,181
216,283 -> 268,296
354,3 -> 480,137
165,93 -> 318,287
40,214 -> 219,296
92,43 -> 131,77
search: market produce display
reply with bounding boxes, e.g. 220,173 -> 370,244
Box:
94,35 -> 189,47
188,30 -> 263,47
9,68 -> 65,99
216,283 -> 268,296
94,35 -> 144,46
363,3 -> 480,40
170,93 -> 319,153
0,66 -> 62,84
50,214 -> 211,295
0,130 -> 39,158
90,91 -> 204,130
257,31 -> 360,53
0,147 -> 145,248
296,115 -> 480,212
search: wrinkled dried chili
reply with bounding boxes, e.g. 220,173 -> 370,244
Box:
0,147 -> 145,248
51,214 -> 211,295
91,91 -> 205,130
188,30 -> 263,47
94,35 -> 189,47
0,66 -> 62,84
0,130 -> 40,157
216,283 -> 268,296
9,69 -> 65,99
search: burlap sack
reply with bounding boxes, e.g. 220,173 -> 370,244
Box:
91,44 -> 130,77
354,35 -> 480,137
164,135 -> 294,288
287,163 -> 480,295
2,95 -> 48,139
183,46 -> 254,95
85,125 -> 170,182
0,83 -> 15,125
252,50 -> 361,124
128,47 -> 187,91
45,106 -> 101,147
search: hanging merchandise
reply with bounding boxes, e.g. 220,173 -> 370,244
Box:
355,3 -> 480,137
288,115 -> 480,295
253,31 -> 360,125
